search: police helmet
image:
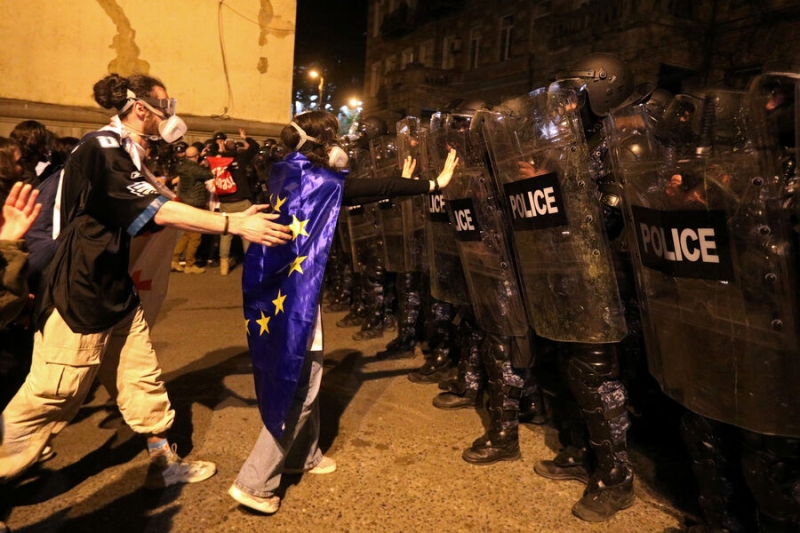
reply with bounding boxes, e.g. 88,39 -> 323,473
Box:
555,53 -> 635,117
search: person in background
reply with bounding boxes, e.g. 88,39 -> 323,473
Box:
171,146 -> 212,273
9,121 -> 50,188
0,181 -> 41,533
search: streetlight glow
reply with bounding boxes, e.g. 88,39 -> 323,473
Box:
308,69 -> 324,106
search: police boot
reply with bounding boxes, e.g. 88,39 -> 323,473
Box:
337,275 -> 365,327
572,465 -> 635,523
533,444 -> 591,484
433,383 -> 481,410
337,310 -> 365,327
572,411 -> 634,521
324,260 -> 352,312
681,413 -> 756,533
377,336 -> 417,360
353,274 -> 385,340
519,381 -> 548,425
461,409 -> 520,465
407,346 -> 454,382
353,312 -> 383,340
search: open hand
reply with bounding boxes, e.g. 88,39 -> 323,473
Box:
0,182 -> 41,241
401,156 -> 417,179
434,149 -> 459,189
236,211 -> 291,247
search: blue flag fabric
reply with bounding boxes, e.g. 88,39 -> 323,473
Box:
242,153 -> 345,438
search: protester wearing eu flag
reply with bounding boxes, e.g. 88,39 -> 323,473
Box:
228,110 -> 459,515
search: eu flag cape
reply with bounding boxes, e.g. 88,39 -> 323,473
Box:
242,153 -> 345,438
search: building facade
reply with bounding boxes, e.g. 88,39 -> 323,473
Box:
363,0 -> 800,123
0,0 -> 297,142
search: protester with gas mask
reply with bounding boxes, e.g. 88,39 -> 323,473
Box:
229,110 -> 458,515
0,73 -> 292,490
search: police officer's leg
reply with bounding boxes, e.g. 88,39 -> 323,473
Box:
534,341 -> 591,484
681,411 -> 756,533
378,271 -> 422,359
566,342 -> 634,522
741,431 -> 800,533
353,242 -> 386,340
433,321 -> 483,409
407,298 -> 456,381
462,333 -> 523,464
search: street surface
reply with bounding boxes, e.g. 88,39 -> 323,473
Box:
5,267 -> 693,532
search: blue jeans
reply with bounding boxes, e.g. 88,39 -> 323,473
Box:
234,350 -> 324,498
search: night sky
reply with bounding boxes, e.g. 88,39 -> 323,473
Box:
294,0 -> 369,107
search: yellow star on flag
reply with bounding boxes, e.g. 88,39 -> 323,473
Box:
256,310 -> 271,335
272,290 -> 287,315
245,318 -> 251,335
288,255 -> 307,277
289,215 -> 310,241
272,194 -> 287,213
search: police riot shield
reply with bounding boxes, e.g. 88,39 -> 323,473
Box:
393,117 -> 428,272
344,146 -> 381,272
429,112 -> 528,336
605,78 -> 800,437
420,128 -> 470,306
370,134 -> 416,273
482,89 -> 627,343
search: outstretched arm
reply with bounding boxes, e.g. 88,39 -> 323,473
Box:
154,201 -> 291,247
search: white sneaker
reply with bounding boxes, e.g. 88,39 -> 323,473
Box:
144,444 -> 216,489
283,455 -> 337,475
37,445 -> 56,463
228,484 -> 280,514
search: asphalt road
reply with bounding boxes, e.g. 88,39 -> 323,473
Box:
3,265 -> 695,532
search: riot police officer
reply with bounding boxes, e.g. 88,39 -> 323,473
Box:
483,53 -> 645,521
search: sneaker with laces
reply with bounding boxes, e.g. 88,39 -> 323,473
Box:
184,265 -> 206,274
283,455 -> 337,475
170,261 -> 184,272
144,444 -> 216,489
228,484 -> 280,514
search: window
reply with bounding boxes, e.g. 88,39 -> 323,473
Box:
401,47 -> 415,69
500,14 -> 513,61
469,28 -> 481,70
370,61 -> 382,95
442,35 -> 458,69
385,55 -> 398,74
419,39 -> 434,68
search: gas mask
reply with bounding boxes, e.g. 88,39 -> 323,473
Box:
327,144 -> 349,169
156,114 -> 187,144
121,91 -> 187,143
290,121 -> 349,169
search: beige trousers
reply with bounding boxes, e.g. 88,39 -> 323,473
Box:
0,306 -> 174,480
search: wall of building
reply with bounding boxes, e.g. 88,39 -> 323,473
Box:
364,0 -> 800,123
0,0 -> 297,140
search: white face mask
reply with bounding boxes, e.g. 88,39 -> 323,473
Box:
327,145 -> 349,169
158,115 -> 188,143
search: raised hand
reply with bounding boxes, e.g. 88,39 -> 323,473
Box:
401,156 -> 417,179
435,149 -> 459,189
0,182 -> 41,241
